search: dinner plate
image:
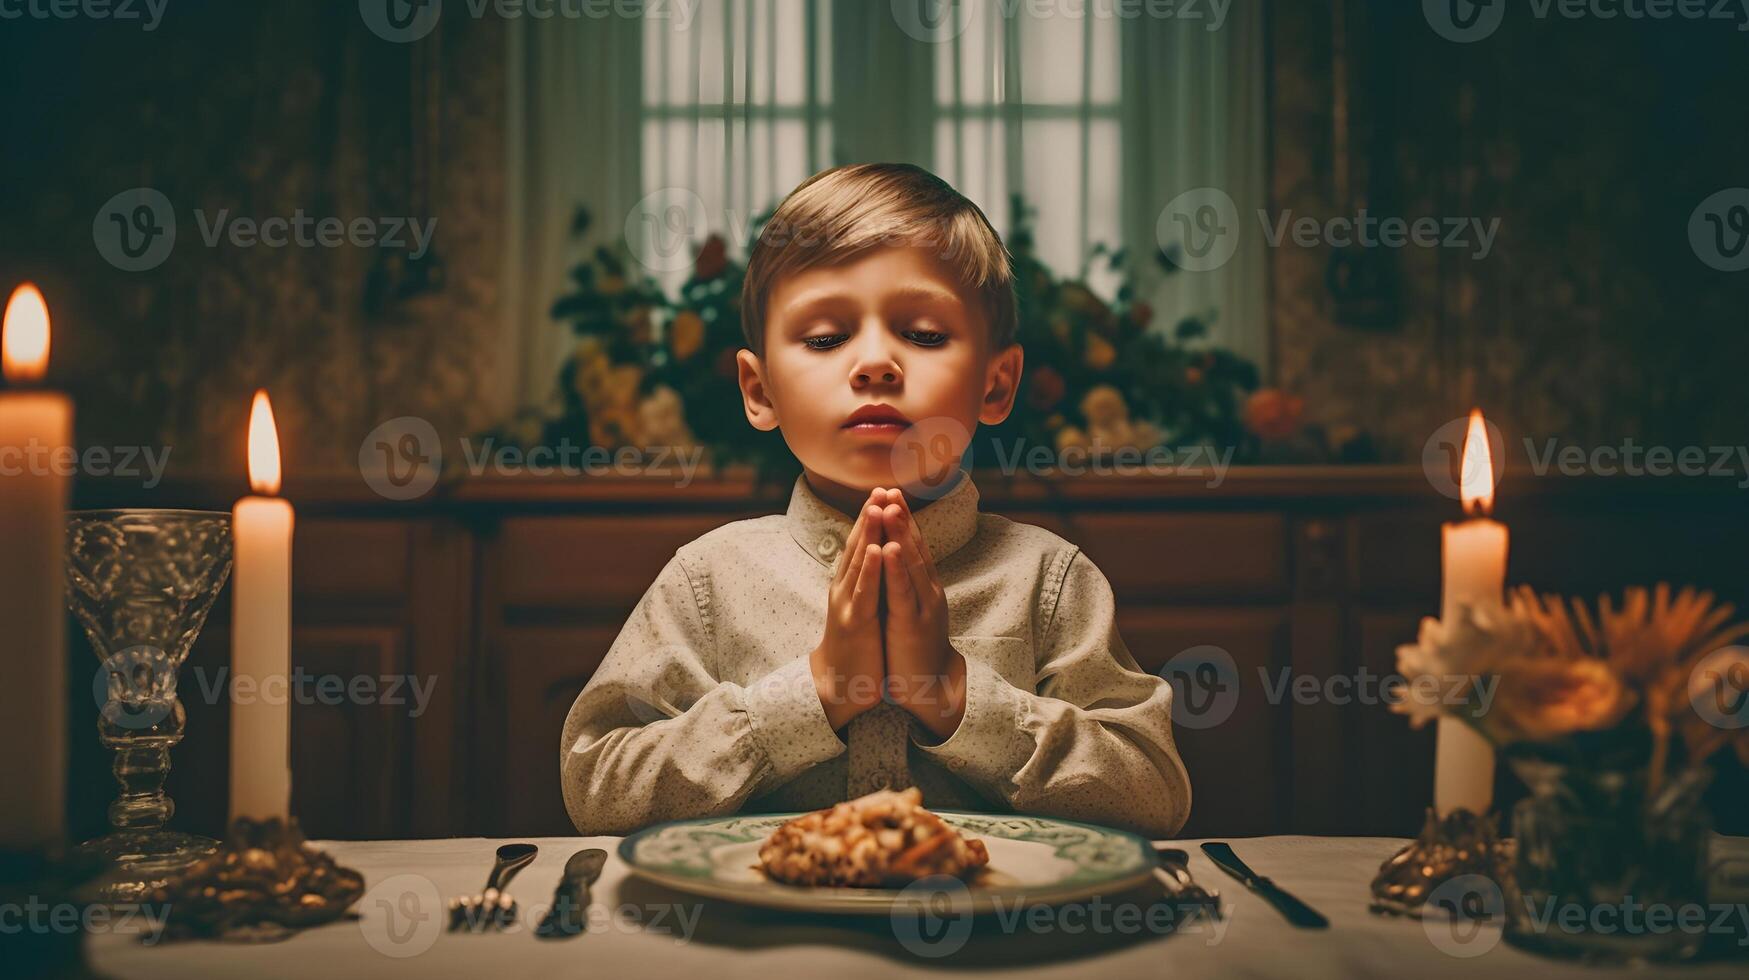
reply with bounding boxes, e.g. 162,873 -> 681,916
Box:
617,810 -> 1157,915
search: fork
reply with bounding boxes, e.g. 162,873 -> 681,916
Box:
1153,845 -> 1222,919
448,843 -> 539,932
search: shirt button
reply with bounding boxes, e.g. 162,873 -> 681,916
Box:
817,534 -> 841,558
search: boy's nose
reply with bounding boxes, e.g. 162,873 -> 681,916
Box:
849,336 -> 903,388
852,363 -> 901,387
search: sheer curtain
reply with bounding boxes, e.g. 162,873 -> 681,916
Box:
499,1 -> 1269,414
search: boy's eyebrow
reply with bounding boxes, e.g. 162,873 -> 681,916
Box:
781,284 -> 965,318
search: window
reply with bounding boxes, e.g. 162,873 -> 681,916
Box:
637,0 -> 832,293
933,6 -> 1124,298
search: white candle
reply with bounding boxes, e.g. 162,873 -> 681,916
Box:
229,390 -> 293,822
0,284 -> 71,849
1435,408 -> 1506,817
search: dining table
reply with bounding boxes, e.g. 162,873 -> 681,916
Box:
88,833 -> 1749,979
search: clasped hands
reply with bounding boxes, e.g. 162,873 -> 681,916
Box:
809,487 -> 967,741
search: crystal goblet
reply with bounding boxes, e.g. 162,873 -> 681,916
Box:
64,509 -> 232,895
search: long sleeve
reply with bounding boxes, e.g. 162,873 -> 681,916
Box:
914,548 -> 1193,838
559,551 -> 846,835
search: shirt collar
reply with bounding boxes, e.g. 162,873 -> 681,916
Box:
785,470 -> 981,568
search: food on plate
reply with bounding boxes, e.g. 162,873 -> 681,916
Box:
755,787 -> 991,887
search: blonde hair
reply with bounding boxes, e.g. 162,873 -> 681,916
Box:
739,163 -> 1018,356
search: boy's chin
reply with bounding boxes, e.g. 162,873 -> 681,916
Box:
891,466 -> 967,500
811,461 -> 966,499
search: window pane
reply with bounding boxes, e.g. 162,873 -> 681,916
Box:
1019,117 -> 1083,277
1085,117 -> 1123,298
1016,9 -> 1086,106
935,115 -> 1010,240
938,0 -> 1000,106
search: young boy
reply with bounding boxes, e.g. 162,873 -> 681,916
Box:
560,163 -> 1192,839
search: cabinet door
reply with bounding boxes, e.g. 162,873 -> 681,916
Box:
480,515 -> 731,835
1118,606 -> 1291,837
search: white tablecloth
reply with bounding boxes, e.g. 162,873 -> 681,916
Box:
89,835 -> 1749,979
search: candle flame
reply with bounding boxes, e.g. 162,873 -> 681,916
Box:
1460,408 -> 1495,516
246,390 -> 282,496
2,283 -> 50,383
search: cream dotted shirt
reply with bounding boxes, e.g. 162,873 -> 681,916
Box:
559,469 -> 1193,838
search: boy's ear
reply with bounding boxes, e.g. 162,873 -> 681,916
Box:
978,342 -> 1024,426
736,348 -> 781,432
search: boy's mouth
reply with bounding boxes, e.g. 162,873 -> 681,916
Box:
842,404 -> 912,434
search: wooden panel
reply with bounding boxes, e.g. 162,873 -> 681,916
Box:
1352,608 -> 1439,837
289,626 -> 408,839
404,520 -> 474,838
294,520 -> 411,600
1348,508 -> 1443,601
1067,513 -> 1288,601
494,516 -> 728,611
495,625 -> 619,836
1117,606 -> 1291,837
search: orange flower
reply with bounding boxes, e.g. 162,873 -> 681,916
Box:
669,311 -> 705,361
1243,389 -> 1304,440
1490,657 -> 1636,742
1129,301 -> 1154,329
1084,334 -> 1116,371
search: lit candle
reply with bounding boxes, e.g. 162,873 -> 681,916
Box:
229,390 -> 293,821
1435,408 -> 1506,816
0,284 -> 72,849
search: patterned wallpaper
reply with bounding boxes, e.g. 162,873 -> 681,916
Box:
0,2 -> 509,478
1269,1 -> 1749,460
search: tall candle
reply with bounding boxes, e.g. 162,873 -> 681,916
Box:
1435,408 -> 1506,816
0,284 -> 71,849
229,390 -> 293,821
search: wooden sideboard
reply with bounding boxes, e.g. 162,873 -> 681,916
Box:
65,467 -> 1749,842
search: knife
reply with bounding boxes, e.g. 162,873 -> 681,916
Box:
536,848 -> 608,939
1200,842 -> 1328,929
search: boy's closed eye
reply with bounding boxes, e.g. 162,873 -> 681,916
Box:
802,326 -> 949,351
